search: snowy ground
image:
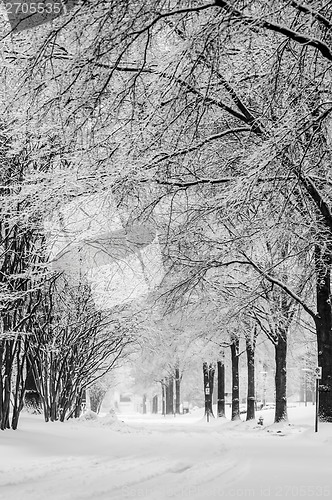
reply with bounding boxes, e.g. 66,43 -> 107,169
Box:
1,405 -> 332,500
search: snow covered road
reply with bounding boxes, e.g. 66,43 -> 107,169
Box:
1,407 -> 332,500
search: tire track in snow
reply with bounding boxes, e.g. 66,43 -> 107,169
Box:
87,455 -> 250,500
0,455 -> 191,500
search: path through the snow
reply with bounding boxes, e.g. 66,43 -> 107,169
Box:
0,406 -> 331,500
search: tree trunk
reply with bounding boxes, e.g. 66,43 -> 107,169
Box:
1,340 -> 13,430
246,336 -> 256,421
203,362 -> 215,418
315,245 -> 332,422
175,367 -> 181,414
74,390 -> 84,417
90,388 -> 106,414
165,377 -> 173,414
230,338 -> 240,421
152,395 -> 158,413
11,340 -> 27,430
274,327 -> 288,422
25,355 -> 42,413
217,358 -> 225,418
161,379 -> 166,416
209,363 -> 215,413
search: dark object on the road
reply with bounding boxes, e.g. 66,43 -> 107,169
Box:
258,416 -> 264,425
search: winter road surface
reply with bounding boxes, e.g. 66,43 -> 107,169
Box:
1,406 -> 332,500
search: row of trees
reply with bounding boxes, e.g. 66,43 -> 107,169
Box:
132,287 -> 314,424
0,256 -> 135,429
0,128 -> 136,429
1,1 -> 332,426
27,277 -> 135,423
111,0 -> 332,423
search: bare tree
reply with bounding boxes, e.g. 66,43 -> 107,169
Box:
4,0 -> 332,423
27,276 -> 135,422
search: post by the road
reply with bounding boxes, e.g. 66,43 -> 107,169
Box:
315,367 -> 322,433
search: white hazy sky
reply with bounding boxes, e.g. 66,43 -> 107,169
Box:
46,193 -> 164,309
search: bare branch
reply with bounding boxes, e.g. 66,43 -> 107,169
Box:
297,173 -> 332,232
240,252 -> 317,321
151,127 -> 252,164
289,1 -> 332,31
130,3 -> 217,35
215,0 -> 332,62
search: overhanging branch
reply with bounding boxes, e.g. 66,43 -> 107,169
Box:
151,127 -> 252,164
289,1 -> 332,31
240,252 -> 317,321
215,0 -> 332,62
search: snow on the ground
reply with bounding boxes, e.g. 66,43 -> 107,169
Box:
1,405 -> 332,500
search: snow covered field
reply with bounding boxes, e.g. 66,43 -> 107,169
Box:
1,406 -> 332,500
